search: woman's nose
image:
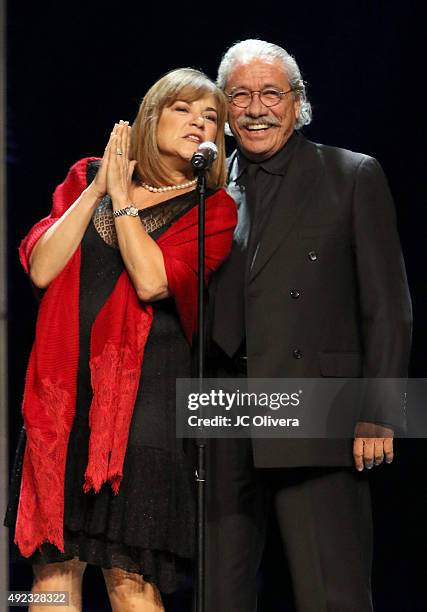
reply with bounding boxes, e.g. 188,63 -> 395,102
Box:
191,114 -> 205,128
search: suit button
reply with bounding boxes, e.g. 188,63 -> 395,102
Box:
293,349 -> 303,359
290,289 -> 300,299
308,250 -> 318,261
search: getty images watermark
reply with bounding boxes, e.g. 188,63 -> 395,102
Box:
187,388 -> 301,429
175,378 -> 423,439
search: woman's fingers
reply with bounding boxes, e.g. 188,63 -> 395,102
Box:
107,134 -> 119,188
109,134 -> 118,162
100,124 -> 118,176
107,122 -> 133,200
125,124 -> 131,161
91,123 -> 119,198
123,123 -> 135,183
118,120 -> 127,151
128,160 -> 137,183
105,121 -> 135,200
116,121 -> 132,188
105,127 -> 116,158
105,123 -> 119,156
119,121 -> 127,183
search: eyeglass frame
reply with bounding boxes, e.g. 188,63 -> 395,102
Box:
225,87 -> 295,108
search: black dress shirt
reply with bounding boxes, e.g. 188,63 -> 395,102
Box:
212,132 -> 300,358
237,131 -> 298,265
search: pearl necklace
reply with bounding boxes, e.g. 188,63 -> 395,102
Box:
141,178 -> 197,193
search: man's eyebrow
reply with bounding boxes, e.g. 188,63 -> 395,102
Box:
262,83 -> 285,89
230,83 -> 283,90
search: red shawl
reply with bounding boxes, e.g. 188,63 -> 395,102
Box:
15,157 -> 236,557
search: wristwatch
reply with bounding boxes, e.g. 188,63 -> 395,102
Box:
112,204 -> 139,218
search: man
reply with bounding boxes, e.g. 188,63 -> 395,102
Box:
206,40 -> 412,612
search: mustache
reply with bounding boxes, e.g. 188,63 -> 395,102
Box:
236,115 -> 281,128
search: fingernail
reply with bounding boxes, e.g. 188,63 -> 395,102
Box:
356,466 -> 363,471
366,464 -> 373,470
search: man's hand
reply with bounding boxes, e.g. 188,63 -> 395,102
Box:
353,421 -> 394,471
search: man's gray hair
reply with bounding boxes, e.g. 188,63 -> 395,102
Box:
217,39 -> 312,129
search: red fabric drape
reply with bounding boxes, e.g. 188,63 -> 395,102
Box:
15,158 -> 236,557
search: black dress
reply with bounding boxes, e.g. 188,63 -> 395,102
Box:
5,163 -> 199,594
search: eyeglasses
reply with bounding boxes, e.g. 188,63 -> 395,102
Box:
226,88 -> 294,109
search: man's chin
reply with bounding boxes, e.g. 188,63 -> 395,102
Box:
239,141 -> 275,162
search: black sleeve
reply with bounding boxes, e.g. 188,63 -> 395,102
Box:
352,156 -> 412,430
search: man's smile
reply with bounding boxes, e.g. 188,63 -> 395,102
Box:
245,123 -> 273,131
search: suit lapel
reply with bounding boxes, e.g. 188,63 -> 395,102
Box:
248,136 -> 322,283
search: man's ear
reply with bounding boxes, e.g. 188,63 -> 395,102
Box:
294,96 -> 301,121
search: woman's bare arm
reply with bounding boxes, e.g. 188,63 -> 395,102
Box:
29,183 -> 103,288
29,126 -> 118,288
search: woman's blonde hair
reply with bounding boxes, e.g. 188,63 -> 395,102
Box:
130,68 -> 228,190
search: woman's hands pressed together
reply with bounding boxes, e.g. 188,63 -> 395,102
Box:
28,121 -> 140,290
102,121 -> 137,208
105,120 -> 170,302
29,118 -> 177,299
28,126 -> 136,289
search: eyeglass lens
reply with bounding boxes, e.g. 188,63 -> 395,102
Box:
231,89 -> 285,108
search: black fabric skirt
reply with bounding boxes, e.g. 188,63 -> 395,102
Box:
5,223 -> 196,593
5,296 -> 196,593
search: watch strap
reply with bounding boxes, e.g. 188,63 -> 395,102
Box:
113,205 -> 139,218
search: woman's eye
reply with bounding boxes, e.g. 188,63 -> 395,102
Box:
205,115 -> 218,123
175,105 -> 188,112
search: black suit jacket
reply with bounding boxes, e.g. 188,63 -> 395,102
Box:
210,133 -> 412,467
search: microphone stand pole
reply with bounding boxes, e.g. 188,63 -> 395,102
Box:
195,167 -> 207,612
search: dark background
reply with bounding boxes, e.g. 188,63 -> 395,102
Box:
6,0 -> 426,610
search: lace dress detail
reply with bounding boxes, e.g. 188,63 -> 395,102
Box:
5,162 -> 200,594
93,198 -> 118,247
93,194 -> 195,248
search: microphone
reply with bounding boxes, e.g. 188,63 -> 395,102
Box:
191,141 -> 218,171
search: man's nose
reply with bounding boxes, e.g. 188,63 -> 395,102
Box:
246,92 -> 268,116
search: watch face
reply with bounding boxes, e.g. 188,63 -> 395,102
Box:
128,206 -> 139,216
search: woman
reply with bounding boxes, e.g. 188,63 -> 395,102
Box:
4,68 -> 236,611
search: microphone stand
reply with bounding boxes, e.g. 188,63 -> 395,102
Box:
195,166 -> 207,612
190,142 -> 217,612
